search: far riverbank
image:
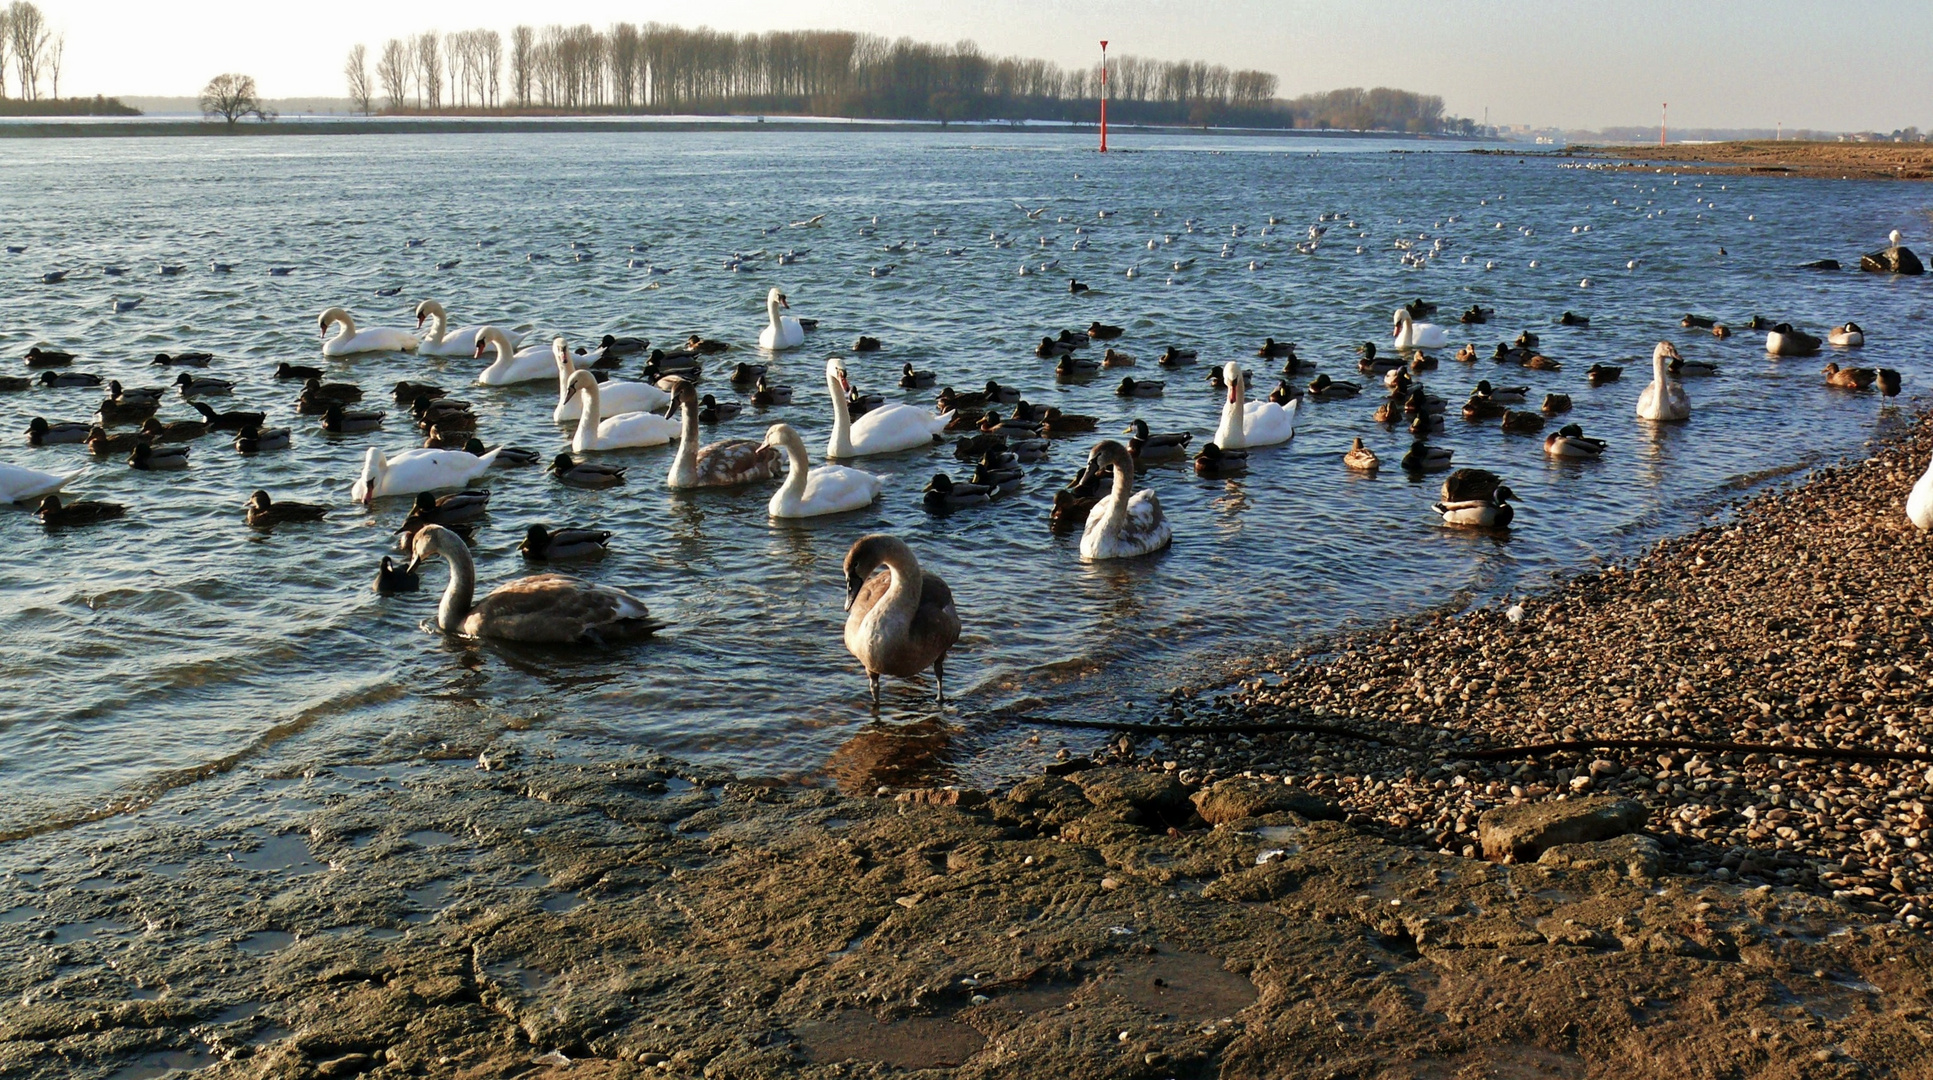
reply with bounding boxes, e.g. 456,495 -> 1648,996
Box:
1574,140 -> 1933,180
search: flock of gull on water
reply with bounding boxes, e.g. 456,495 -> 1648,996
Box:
5,213 -> 1933,705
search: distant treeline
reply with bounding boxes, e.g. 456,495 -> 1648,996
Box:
0,93 -> 132,115
345,23 -> 1475,133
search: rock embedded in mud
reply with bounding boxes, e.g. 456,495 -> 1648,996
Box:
1535,833 -> 1663,880
1478,796 -> 1648,863
894,787 -> 987,808
1191,777 -> 1341,825
1070,767 -> 1196,822
1860,244 -> 1924,275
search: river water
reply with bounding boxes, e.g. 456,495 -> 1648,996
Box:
2,130 -> 1926,838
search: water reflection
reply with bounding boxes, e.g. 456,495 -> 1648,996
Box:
825,716 -> 957,794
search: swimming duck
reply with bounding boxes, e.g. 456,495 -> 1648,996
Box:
1050,465 -> 1110,533
107,380 -> 167,403
1520,352 -> 1562,372
1256,337 -> 1296,358
899,363 -> 935,388
1041,407 -> 1098,436
27,417 -> 90,444
1587,363 -> 1623,386
842,533 -> 962,704
923,473 -> 993,511
1056,354 -> 1101,380
299,376 -> 363,405
640,349 -> 703,383
1541,393 -> 1573,415
1454,344 -> 1479,364
422,426 -> 469,449
1193,442 -> 1247,477
1681,314 -> 1715,329
128,442 -> 190,470
406,524 -> 662,644
954,433 -> 1006,460
1384,368 -> 1412,393
191,402 -> 266,432
393,380 -> 445,404
983,379 -> 1022,405
1102,348 -> 1135,367
698,394 -> 743,424
37,494 -> 124,527
1822,363 -> 1877,390
1373,397 -> 1403,425
1124,419 -> 1192,459
1828,323 -> 1864,347
1088,321 -> 1124,340
402,491 -> 491,537
978,411 -> 1039,438
1306,374 -> 1360,400
1343,437 -> 1380,472
1441,468 -> 1508,503
1711,324 -> 1732,339
684,334 -> 731,355
1058,329 -> 1093,349
139,416 -> 210,442
152,351 -> 214,367
1461,395 -> 1507,422
0,374 -> 28,391
1666,355 -> 1718,377
1545,423 -> 1607,459
86,425 -> 148,455
1404,387 -> 1446,415
322,404 -> 387,433
1500,409 -> 1546,434
1403,299 -> 1438,318
233,425 -> 292,453
373,555 -> 419,594
751,376 -> 793,407
460,439 -> 539,467
1267,381 -> 1300,406
1747,316 -> 1776,331
1207,366 -> 1254,392
1067,278 -> 1090,295
550,453 -> 626,488
1408,408 -> 1444,434
666,380 -> 781,489
94,395 -> 159,426
729,362 -> 769,385
1877,369 -> 1902,397
1473,380 -> 1528,403
1117,377 -> 1164,398
937,385 -> 990,411
412,396 -> 475,431
1036,336 -> 1077,358
1079,440 -> 1173,561
1401,440 -> 1453,473
1434,494 -> 1515,529
520,524 -> 613,560
1766,323 -> 1822,357
971,456 -> 1024,494
24,346 -> 74,368
276,365 -> 327,387
594,333 -> 651,358
173,373 -> 234,397
1557,311 -> 1589,327
852,336 -> 883,353
1157,345 -> 1198,367
245,489 -> 327,526
1459,306 -> 1493,325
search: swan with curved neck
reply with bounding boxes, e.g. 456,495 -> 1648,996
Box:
414,300 -> 486,357
351,444 -> 499,505
473,327 -> 556,385
759,287 -> 806,351
1392,308 -> 1448,351
1212,361 -> 1297,449
825,357 -> 949,458
1079,439 -> 1172,561
406,523 -> 661,643
1636,341 -> 1691,421
568,369 -> 680,451
553,340 -> 666,422
319,307 -> 419,357
842,533 -> 962,704
763,422 -> 881,517
666,380 -> 781,488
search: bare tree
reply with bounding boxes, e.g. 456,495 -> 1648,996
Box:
200,73 -> 271,127
415,31 -> 441,110
377,39 -> 409,111
0,7 -> 11,101
8,1 -> 49,101
510,25 -> 533,108
482,30 -> 502,108
43,29 -> 57,99
344,44 -> 371,114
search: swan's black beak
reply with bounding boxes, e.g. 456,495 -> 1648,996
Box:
843,572 -> 864,611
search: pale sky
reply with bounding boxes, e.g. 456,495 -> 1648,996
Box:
38,0 -> 1933,131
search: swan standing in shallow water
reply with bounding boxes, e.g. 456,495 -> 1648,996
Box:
1080,439 -> 1172,561
1636,342 -> 1691,421
319,307 -> 419,356
758,287 -> 806,351
1212,361 -> 1298,449
825,357 -> 949,458
568,370 -> 681,451
666,380 -> 781,489
473,327 -> 559,385
843,533 -> 962,704
1909,452 -> 1933,531
351,445 -> 499,504
1392,308 -> 1448,350
552,340 -> 666,422
0,461 -> 73,503
407,523 -> 662,643
763,422 -> 881,517
414,300 -> 489,357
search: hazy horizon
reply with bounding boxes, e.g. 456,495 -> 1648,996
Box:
30,0 -> 1933,132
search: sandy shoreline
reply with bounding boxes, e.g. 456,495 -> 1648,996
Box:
1572,140 -> 1933,180
4,411 -> 1933,1076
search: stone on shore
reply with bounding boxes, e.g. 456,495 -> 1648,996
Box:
1478,795 -> 1648,863
1860,244 -> 1924,275
1191,777 -> 1342,824
1070,766 -> 1196,822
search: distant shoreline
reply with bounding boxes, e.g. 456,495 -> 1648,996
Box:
0,116 -> 1490,142
1571,140 -> 1933,181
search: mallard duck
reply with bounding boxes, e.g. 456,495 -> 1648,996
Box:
1668,355 -> 1719,377
937,385 -> 990,411
1256,337 -> 1296,358
751,376 -> 793,407
1521,353 -> 1562,372
1124,419 -> 1192,462
1401,440 -> 1453,473
1102,348 -> 1135,367
276,362 -> 325,381
1822,363 -> 1877,390
403,489 -> 491,528
373,555 -> 419,594
979,411 -> 1039,438
1384,368 -> 1412,393
594,333 -> 651,358
983,379 -> 1021,405
1057,354 -> 1101,380
1404,387 -> 1445,415
1344,437 -> 1380,472
1117,377 -> 1164,398
1557,311 -> 1589,327
128,442 -> 190,470
411,397 -> 474,430
1586,363 -> 1623,386
422,426 -> 469,449
1039,407 -> 1097,437
94,395 -> 158,426
1036,336 -> 1077,358
520,524 -> 612,560
729,362 -> 769,384
233,425 -> 292,453
1058,329 -> 1093,348
1441,468 -> 1507,502
1088,320 -> 1124,340
1434,495 -> 1514,529
1157,345 -> 1198,367
1459,305 -> 1493,325
39,370 -> 101,388
842,533 -> 961,703
1877,369 -> 1901,397
173,373 -> 234,397
191,402 -> 266,432
944,409 -> 986,432
86,425 -> 148,455
1009,400 -> 1052,424
245,489 -> 327,526
642,349 -> 703,381
698,394 -> 743,423
1747,315 -> 1775,330
1514,330 -> 1540,350
152,350 -> 214,367
923,473 -> 993,511
139,416 -> 209,442
1681,314 -> 1715,329
971,456 -> 1023,494
1711,324 -> 1732,339
27,417 -> 90,445
1473,380 -> 1527,403
0,374 -> 29,391
551,453 -> 626,488
683,334 -> 730,354
1403,298 -> 1437,318
1500,409 -> 1546,434
37,494 -> 124,526
1193,442 -> 1247,477
1408,409 -> 1444,434
1049,465 -> 1110,533
1268,380 -> 1300,406
1207,366 -> 1254,392
298,377 -> 363,409
107,380 -> 166,403
1827,322 -> 1864,347
393,380 -> 445,404
900,363 -> 935,388
1454,343 -> 1479,363
461,439 -> 540,467
24,346 -> 75,367
1373,397 -> 1402,425
954,432 -> 1006,460
1306,374 -> 1360,400
322,405 -> 386,433
1462,395 -> 1507,421
1545,423 -> 1607,458
1541,393 -> 1572,415
852,336 -> 883,352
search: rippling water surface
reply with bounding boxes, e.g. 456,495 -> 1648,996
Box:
3,130 -> 1928,835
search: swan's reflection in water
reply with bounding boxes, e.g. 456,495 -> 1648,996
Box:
826,716 -> 957,794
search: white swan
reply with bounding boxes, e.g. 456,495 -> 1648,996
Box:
1212,361 -> 1298,449
407,524 -> 661,643
1392,308 -> 1448,350
473,326 -> 558,386
0,461 -> 74,503
825,357 -> 949,459
319,307 -> 419,357
758,287 -> 806,351
1080,439 -> 1173,561
414,299 -> 489,357
568,370 -> 681,452
351,445 -> 499,505
1636,342 -> 1691,422
1909,452 -> 1933,531
666,380 -> 781,489
764,422 -> 881,518
552,339 -> 666,422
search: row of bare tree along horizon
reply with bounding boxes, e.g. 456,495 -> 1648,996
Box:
343,23 -> 1475,133
0,1 -> 63,103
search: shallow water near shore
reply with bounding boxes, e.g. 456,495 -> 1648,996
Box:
1,130 -> 1927,837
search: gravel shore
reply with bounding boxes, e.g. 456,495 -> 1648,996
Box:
1136,404 -> 1933,924
1571,141 -> 1933,181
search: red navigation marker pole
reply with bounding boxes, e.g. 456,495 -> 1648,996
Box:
1099,40 -> 1109,153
